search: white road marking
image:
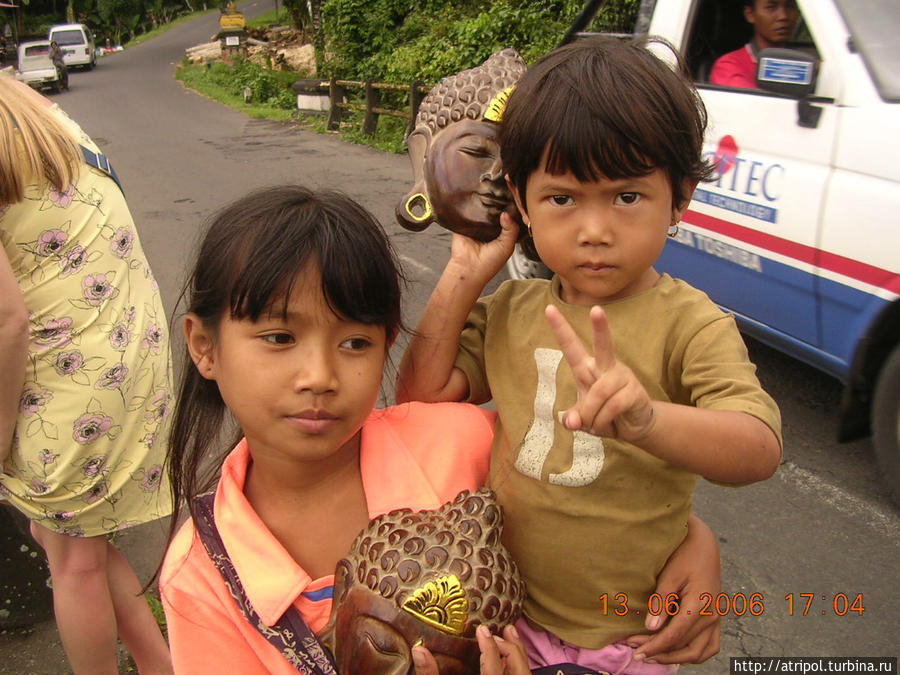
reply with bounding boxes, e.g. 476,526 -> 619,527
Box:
399,254 -> 433,276
779,461 -> 900,535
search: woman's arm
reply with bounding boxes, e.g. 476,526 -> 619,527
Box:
0,244 -> 29,462
626,514 -> 721,664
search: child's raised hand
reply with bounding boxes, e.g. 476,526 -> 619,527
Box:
546,304 -> 656,442
447,211 -> 519,285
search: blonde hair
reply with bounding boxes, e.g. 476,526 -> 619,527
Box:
0,74 -> 81,205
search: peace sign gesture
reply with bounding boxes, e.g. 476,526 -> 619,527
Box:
545,304 -> 657,442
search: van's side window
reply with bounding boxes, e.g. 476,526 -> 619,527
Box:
685,0 -> 817,91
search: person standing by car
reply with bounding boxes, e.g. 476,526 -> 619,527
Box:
710,0 -> 801,89
50,40 -> 68,90
0,75 -> 173,675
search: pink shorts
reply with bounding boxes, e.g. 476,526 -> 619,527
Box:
515,617 -> 679,675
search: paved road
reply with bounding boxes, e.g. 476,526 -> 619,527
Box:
1,5 -> 898,672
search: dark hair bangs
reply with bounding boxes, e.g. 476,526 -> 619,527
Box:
223,196 -> 320,322
542,93 -> 659,186
501,35 -> 714,212
187,186 -> 403,340
316,201 -> 403,333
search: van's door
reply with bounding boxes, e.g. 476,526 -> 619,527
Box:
653,0 -> 840,363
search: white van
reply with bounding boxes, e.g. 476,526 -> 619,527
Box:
507,0 -> 900,504
48,23 -> 96,69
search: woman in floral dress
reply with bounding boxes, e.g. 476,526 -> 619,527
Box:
0,75 -> 173,674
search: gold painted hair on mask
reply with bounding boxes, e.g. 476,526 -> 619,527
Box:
321,489 -> 526,674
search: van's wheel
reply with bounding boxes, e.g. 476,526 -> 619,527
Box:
872,343 -> 900,507
505,244 -> 552,280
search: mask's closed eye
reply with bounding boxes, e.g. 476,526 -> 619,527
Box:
344,615 -> 411,675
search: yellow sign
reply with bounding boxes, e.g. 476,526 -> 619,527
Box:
219,2 -> 245,30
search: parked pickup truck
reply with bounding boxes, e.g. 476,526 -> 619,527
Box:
15,40 -> 66,93
507,0 -> 900,504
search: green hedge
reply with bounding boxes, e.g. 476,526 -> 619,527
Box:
320,0 -> 641,83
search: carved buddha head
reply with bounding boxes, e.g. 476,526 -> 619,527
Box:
396,49 -> 527,242
321,489 -> 525,674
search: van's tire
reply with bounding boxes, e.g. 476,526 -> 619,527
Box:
872,343 -> 900,507
505,244 -> 552,280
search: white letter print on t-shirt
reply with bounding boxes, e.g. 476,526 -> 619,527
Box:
514,348 -> 605,487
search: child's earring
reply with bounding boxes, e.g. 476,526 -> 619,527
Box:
523,216 -> 533,237
668,218 -> 680,238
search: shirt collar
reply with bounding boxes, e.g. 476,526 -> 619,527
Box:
746,41 -> 759,62
215,439 -> 311,626
213,407 -> 443,626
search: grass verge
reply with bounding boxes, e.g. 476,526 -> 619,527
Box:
176,60 -> 298,123
176,60 -> 408,153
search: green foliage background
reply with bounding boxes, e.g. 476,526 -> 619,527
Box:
4,0 -> 639,81
320,0 -> 641,82
3,0 -> 641,151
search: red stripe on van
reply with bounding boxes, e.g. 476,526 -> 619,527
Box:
684,209 -> 900,294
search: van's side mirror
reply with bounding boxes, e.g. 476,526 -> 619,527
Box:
756,48 -> 821,128
755,48 -> 818,98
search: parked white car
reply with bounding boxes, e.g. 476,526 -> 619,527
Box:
48,23 -> 96,69
15,40 -> 66,93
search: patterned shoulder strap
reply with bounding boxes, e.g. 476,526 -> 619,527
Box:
192,492 -> 338,675
80,145 -> 124,194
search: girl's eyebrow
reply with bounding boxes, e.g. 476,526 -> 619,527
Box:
532,175 -> 581,191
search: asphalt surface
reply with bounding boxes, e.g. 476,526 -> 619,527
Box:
0,4 -> 898,673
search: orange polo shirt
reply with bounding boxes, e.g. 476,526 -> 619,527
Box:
160,402 -> 495,674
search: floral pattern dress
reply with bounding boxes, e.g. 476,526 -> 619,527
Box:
0,105 -> 173,537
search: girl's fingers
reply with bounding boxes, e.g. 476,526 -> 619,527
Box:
634,618 -> 720,665
571,370 -> 634,436
631,607 -> 721,664
495,624 -> 531,674
499,211 -> 521,243
411,645 -> 440,675
589,305 -> 617,374
476,625 -> 503,675
546,305 -> 591,375
476,624 -> 532,675
562,407 -> 583,431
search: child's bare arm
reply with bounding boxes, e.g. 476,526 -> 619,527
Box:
546,304 -> 781,484
628,514 -> 722,664
396,214 -> 518,403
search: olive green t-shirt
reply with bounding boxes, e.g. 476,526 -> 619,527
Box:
455,274 -> 781,649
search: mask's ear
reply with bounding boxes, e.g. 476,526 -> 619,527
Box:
395,181 -> 436,232
184,313 -> 217,380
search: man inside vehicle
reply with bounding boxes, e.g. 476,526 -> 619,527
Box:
710,0 -> 800,89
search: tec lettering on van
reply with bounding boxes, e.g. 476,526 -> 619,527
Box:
699,134 -> 785,224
